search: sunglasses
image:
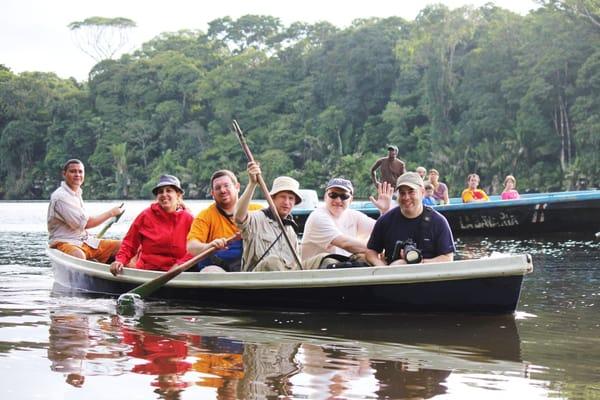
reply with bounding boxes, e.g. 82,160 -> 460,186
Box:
328,192 -> 351,201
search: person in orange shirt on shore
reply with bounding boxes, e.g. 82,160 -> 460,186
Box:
187,170 -> 262,272
461,173 -> 489,203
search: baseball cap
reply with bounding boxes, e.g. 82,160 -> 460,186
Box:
387,145 -> 399,152
395,172 -> 424,191
325,178 -> 353,194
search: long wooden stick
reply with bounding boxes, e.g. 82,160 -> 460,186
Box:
231,120 -> 303,270
121,234 -> 239,299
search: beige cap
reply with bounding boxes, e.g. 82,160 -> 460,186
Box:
395,172 -> 425,190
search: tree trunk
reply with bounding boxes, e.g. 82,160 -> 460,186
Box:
553,92 -> 572,173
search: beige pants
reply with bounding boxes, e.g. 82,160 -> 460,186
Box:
253,253 -> 338,272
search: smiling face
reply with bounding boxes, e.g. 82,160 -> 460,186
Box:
155,186 -> 182,213
211,174 -> 240,210
397,185 -> 424,218
272,191 -> 297,218
325,188 -> 352,218
63,162 -> 85,191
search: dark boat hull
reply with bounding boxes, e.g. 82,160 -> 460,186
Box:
292,190 -> 600,235
49,249 -> 532,314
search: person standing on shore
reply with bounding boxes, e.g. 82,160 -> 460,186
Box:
370,145 -> 405,188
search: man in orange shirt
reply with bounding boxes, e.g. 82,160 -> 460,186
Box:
187,170 -> 262,272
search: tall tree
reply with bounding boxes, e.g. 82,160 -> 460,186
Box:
68,17 -> 137,63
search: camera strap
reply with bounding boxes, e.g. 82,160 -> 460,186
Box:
418,206 -> 434,255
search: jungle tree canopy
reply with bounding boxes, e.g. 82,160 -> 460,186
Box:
1,3 -> 599,200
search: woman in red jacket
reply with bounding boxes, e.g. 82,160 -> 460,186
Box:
110,175 -> 193,275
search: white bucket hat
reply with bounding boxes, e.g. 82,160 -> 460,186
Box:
269,176 -> 303,205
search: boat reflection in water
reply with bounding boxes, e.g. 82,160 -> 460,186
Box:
47,307 -> 526,399
121,324 -> 193,398
160,308 -> 525,399
47,313 -> 127,387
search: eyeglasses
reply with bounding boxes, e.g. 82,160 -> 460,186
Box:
213,183 -> 232,191
328,192 -> 350,201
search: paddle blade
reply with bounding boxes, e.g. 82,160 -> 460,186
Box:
116,293 -> 143,316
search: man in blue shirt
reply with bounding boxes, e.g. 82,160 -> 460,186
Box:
366,172 -> 455,265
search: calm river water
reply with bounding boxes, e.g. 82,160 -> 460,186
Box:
0,200 -> 599,399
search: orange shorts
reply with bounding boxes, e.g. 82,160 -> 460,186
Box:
53,240 -> 121,263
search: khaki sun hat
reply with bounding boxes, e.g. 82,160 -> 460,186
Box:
269,176 -> 303,205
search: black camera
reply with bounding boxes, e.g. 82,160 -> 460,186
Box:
392,239 -> 423,264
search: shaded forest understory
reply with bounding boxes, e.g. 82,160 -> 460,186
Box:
1,2 -> 599,200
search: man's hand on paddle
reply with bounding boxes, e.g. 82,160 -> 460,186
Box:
210,237 -> 229,250
210,232 -> 241,250
247,162 -> 261,184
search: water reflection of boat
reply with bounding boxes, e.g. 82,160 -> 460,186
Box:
46,307 -> 526,399
156,309 -> 526,399
47,313 -> 126,387
169,310 -> 523,365
48,248 -> 532,313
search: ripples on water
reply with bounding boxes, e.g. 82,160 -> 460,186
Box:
1,204 -> 599,399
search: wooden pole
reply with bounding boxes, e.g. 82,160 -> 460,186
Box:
231,120 -> 303,270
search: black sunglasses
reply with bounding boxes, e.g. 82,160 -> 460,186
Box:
328,192 -> 351,201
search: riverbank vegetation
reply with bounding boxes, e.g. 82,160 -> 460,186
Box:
1,2 -> 598,199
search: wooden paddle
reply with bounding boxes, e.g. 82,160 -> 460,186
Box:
231,119 -> 303,270
96,203 -> 125,239
118,233 -> 239,301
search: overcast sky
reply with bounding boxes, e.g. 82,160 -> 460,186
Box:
1,0 -> 538,81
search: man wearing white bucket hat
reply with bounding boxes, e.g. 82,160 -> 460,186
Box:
235,162 -> 334,272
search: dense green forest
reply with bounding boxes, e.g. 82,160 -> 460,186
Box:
1,1 -> 599,200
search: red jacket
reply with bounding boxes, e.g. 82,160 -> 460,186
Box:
116,203 -> 193,271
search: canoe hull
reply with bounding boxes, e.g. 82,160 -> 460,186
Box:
441,197 -> 599,235
293,190 -> 600,235
49,249 -> 532,314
